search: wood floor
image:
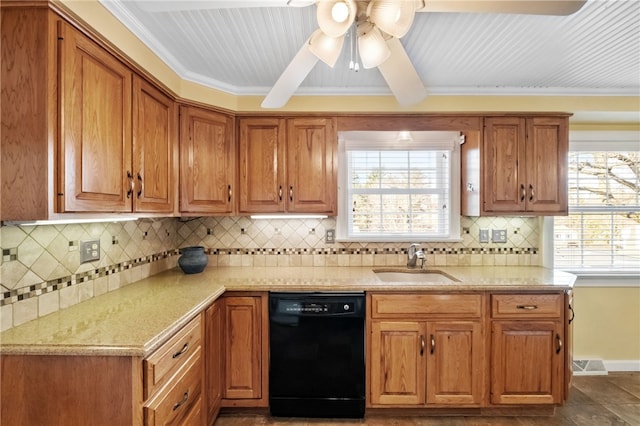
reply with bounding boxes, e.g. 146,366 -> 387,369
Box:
214,373 -> 640,425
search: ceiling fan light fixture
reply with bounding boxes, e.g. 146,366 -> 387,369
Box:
317,0 -> 357,37
357,24 -> 391,69
367,0 -> 417,38
308,29 -> 345,67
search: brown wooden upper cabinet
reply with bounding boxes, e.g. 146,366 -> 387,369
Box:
179,105 -> 235,215
58,22 -> 177,214
238,117 -> 337,215
482,116 -> 568,215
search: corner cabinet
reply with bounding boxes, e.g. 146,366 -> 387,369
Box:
58,22 -> 177,214
238,117 -> 337,214
368,293 -> 485,407
180,105 -> 235,215
482,116 -> 568,215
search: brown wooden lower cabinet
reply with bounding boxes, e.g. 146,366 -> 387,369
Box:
369,320 -> 484,407
489,292 -> 566,406
221,293 -> 269,408
368,291 -> 569,411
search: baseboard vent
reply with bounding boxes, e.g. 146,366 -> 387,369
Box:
573,359 -> 608,376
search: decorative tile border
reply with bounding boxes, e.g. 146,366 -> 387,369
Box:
0,250 -> 178,306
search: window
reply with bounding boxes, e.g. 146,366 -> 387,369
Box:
554,131 -> 640,273
337,131 -> 461,242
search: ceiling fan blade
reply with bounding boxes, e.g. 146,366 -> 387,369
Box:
377,38 -> 426,106
137,0 -> 315,13
418,0 -> 587,16
262,42 -> 319,108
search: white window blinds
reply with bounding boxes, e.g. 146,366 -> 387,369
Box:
554,132 -> 640,272
338,131 -> 461,241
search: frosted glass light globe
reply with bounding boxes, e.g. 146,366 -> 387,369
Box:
331,1 -> 349,23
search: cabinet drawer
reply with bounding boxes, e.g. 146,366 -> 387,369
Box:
491,294 -> 563,319
371,293 -> 483,318
144,350 -> 202,426
145,315 -> 202,398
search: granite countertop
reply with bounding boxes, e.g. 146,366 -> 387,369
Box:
0,266 -> 575,357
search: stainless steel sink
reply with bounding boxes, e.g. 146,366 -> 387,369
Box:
373,269 -> 459,284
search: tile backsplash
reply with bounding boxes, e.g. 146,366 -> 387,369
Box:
1,215 -> 539,331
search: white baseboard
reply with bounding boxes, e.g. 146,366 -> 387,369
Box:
603,360 -> 640,372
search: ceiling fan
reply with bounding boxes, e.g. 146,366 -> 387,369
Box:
139,0 -> 587,108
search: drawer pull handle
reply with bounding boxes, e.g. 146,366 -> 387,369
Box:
516,305 -> 538,310
556,333 -> 563,354
520,184 -> 526,202
419,335 -> 425,356
289,186 -> 294,202
278,185 -> 283,201
172,342 -> 189,359
172,391 -> 189,411
228,184 -> 232,202
430,334 -> 435,355
137,172 -> 143,198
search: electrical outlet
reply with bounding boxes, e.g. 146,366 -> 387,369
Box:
325,229 -> 336,244
492,229 -> 508,243
479,229 -> 490,243
80,239 -> 100,263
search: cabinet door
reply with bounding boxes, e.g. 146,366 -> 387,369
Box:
238,118 -> 286,213
223,296 -> 262,400
58,21 -> 132,212
286,117 -> 337,214
483,117 -> 526,213
524,117 -> 568,213
205,300 -> 223,425
180,106 -> 234,214
370,321 -> 426,406
491,321 -> 563,405
132,76 -> 177,213
426,321 -> 484,406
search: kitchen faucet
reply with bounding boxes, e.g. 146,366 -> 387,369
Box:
407,243 -> 425,269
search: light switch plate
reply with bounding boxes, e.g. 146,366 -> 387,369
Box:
80,239 -> 100,264
479,229 -> 490,243
492,229 -> 508,243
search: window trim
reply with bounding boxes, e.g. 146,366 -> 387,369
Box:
336,131 -> 461,243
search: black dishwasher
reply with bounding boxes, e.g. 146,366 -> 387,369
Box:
269,292 -> 365,418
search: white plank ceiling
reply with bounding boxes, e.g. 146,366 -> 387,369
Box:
100,0 -> 639,98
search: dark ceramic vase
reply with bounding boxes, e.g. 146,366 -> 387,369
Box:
178,246 -> 208,274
